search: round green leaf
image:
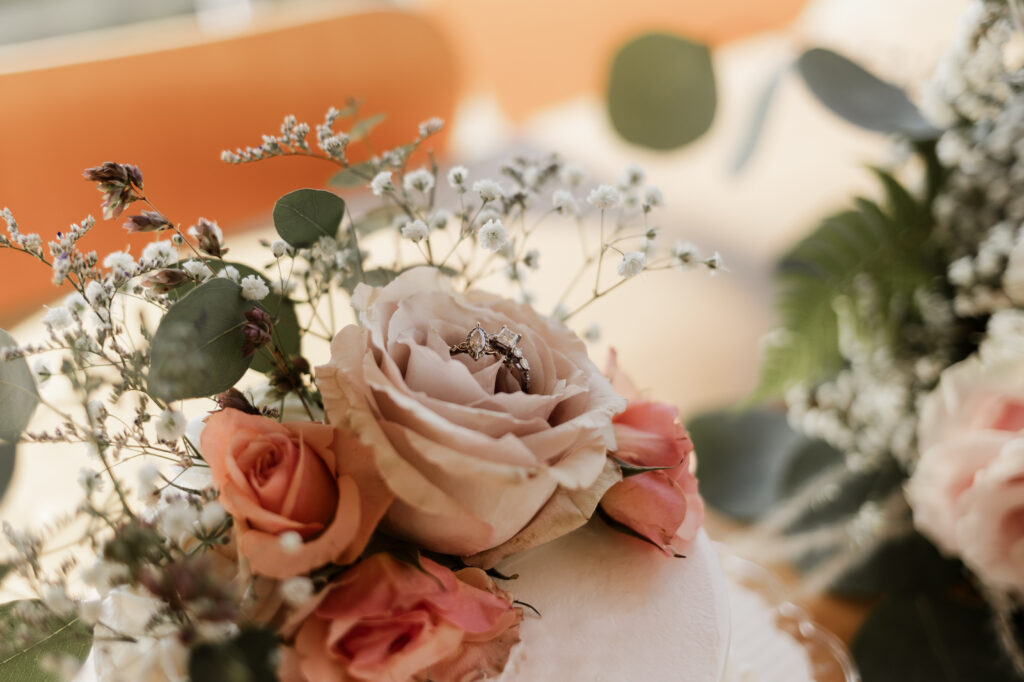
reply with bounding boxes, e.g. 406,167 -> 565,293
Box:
852,592 -> 1019,681
607,33 -> 717,150
0,329 -> 38,439
169,263 -> 301,374
272,189 -> 345,248
0,601 -> 91,682
149,278 -> 254,401
797,48 -> 939,139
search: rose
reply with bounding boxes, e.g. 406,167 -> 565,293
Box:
315,268 -> 626,561
200,409 -> 392,578
598,350 -> 704,553
279,553 -> 521,682
907,355 -> 1024,592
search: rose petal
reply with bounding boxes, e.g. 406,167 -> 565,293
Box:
600,471 -> 688,550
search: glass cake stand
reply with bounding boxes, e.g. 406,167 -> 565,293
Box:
718,548 -> 861,682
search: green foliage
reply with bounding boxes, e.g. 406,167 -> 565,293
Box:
0,329 -> 38,439
349,113 -> 386,142
607,33 -> 716,150
0,601 -> 91,682
752,168 -> 939,401
169,262 -> 300,375
272,189 -> 345,248
852,592 -> 1020,681
148,278 -> 255,401
796,48 -> 939,139
329,161 -> 376,188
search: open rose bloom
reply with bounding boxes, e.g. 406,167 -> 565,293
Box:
907,355 -> 1024,594
316,268 -> 628,561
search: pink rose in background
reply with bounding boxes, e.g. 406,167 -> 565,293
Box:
907,355 -> 1024,593
282,553 -> 521,682
201,409 -> 393,578
315,268 -> 626,562
598,350 -> 705,554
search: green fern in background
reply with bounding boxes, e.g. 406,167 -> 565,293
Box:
752,166 -> 942,402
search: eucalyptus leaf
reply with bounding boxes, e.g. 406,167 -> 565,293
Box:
689,408 -> 840,522
169,263 -> 300,374
328,161 -> 376,189
731,64 -> 786,173
796,48 -> 939,139
607,33 -> 717,150
339,267 -> 399,295
354,205 -> 404,236
272,189 -> 345,248
0,329 -> 38,439
0,601 -> 91,682
349,113 -> 386,142
148,278 -> 254,401
852,592 -> 1019,681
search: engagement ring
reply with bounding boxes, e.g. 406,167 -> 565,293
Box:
449,323 -> 532,393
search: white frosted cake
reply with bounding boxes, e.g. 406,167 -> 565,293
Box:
495,521 -> 730,682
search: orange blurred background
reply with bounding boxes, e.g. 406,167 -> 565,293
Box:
0,0 -> 806,326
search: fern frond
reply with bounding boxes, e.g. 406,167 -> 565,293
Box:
751,168 -> 941,402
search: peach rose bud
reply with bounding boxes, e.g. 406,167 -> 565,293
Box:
201,409 -> 393,578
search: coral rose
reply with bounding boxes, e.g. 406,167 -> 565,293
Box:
598,350 -> 704,553
200,409 -> 392,578
281,553 -> 521,682
315,268 -> 626,561
907,354 -> 1024,593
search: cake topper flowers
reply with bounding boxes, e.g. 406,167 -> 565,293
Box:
0,102 -> 714,681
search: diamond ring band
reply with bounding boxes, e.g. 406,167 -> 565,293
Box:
449,323 -> 531,393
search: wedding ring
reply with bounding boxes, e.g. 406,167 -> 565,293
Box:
449,323 -> 531,393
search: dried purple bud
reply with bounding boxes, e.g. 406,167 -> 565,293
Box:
191,218 -> 226,258
216,388 -> 260,414
140,269 -> 187,294
124,211 -> 171,233
241,307 -> 273,358
83,162 -> 145,220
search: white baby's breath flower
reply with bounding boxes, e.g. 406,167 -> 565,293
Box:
617,251 -> 646,278
137,462 -> 161,495
182,259 -> 214,280
619,163 -> 644,187
80,559 -> 130,596
560,163 -> 585,187
155,409 -> 187,442
672,241 -> 701,266
705,251 -> 724,274
78,468 -> 104,494
160,501 -> 198,540
477,219 -> 508,252
370,171 -> 394,196
447,166 -> 469,190
43,306 -> 73,330
200,501 -> 226,529
643,186 -> 664,209
103,251 -> 135,275
240,275 -> 270,301
86,400 -> 105,425
271,240 -> 289,258
552,190 -> 579,216
141,241 -> 177,267
418,117 -> 444,137
403,168 -> 435,194
429,210 -> 451,230
280,577 -> 314,607
279,531 -> 303,553
219,265 -> 240,283
524,249 -> 540,270
401,219 -> 429,243
474,179 -> 504,202
584,322 -> 601,342
587,185 -> 621,211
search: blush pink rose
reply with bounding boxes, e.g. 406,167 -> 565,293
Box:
907,355 -> 1024,593
315,268 -> 626,562
598,350 -> 704,553
201,409 -> 393,578
281,553 -> 522,682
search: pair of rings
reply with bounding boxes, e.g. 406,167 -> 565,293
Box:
449,323 -> 531,393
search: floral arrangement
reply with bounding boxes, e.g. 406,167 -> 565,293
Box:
0,104 -> 715,681
742,0 -> 1024,676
